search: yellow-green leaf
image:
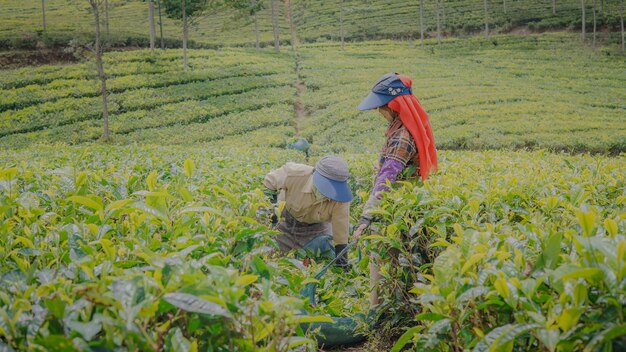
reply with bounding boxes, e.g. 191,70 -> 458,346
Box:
236,274 -> 258,287
183,159 -> 196,177
0,167 -> 18,180
301,278 -> 320,285
68,196 -> 103,212
557,308 -> 582,332
576,208 -> 596,237
494,278 -> 510,299
291,315 -> 334,324
146,170 -> 158,191
461,253 -> 485,275
561,268 -> 603,283
604,218 -> 618,237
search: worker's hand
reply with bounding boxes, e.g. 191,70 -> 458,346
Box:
353,223 -> 369,242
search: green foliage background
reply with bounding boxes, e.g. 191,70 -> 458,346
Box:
1,0 -> 624,49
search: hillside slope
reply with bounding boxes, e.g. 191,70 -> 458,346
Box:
0,33 -> 624,153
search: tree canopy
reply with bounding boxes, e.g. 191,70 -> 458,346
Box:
161,0 -> 214,20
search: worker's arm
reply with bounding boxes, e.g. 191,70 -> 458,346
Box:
331,201 -> 350,245
263,164 -> 289,193
358,158 -> 405,225
332,201 -> 351,269
263,165 -> 291,226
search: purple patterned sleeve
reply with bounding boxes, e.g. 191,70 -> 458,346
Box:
372,158 -> 405,198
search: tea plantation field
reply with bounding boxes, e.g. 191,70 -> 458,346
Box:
1,32 -> 626,351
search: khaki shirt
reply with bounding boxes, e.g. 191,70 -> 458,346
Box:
263,162 -> 350,245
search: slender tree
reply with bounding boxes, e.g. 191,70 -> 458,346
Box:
340,0 -> 344,50
149,0 -> 157,50
503,0 -> 507,14
436,0 -> 441,44
104,0 -> 109,35
183,0 -> 187,69
41,0 -> 46,33
619,0 -> 626,53
271,0 -> 280,52
581,0 -> 586,42
162,0 -> 211,71
553,0 -> 556,15
419,0 -> 424,47
484,0 -> 489,38
284,0 -> 298,51
88,0 -> 110,140
157,0 -> 164,49
592,0 -> 597,47
253,0 -> 260,51
227,0 -> 264,51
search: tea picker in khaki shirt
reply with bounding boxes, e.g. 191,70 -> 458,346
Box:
263,155 -> 352,268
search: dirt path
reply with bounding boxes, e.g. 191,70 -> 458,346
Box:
287,36 -> 308,138
292,80 -> 307,137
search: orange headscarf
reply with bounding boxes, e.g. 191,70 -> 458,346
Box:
387,75 -> 438,181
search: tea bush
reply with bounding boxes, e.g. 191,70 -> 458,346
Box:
354,150 -> 626,351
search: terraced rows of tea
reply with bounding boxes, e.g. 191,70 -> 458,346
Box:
298,33 -> 626,154
2,34 -> 624,153
0,48 -> 297,149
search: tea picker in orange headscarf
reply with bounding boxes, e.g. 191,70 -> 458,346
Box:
354,72 -> 438,306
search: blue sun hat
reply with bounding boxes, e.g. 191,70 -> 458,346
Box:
357,72 -> 413,111
312,156 -> 353,202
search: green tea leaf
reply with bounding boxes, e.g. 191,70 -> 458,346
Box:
474,323 -> 538,352
391,326 -> 423,352
556,308 -> 582,332
170,327 -> 191,352
576,208 -> 596,237
163,293 -> 232,318
66,319 -> 101,342
68,195 -> 103,213
560,268 -> 603,283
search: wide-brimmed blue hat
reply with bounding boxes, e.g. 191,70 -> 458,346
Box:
358,72 -> 412,111
312,156 -> 352,202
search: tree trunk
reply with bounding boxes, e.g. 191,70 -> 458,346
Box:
90,0 -> 109,141
284,0 -> 298,51
619,0 -> 626,53
581,0 -> 586,42
592,0 -> 597,47
149,0 -> 156,51
183,0 -> 188,71
271,0 -> 280,52
104,0 -> 109,35
253,10 -> 260,51
157,0 -> 164,49
420,0 -> 424,47
442,0 -> 446,29
41,0 -> 46,33
340,0 -> 344,50
484,0 -> 489,38
553,0 -> 556,15
436,0 -> 441,44
503,0 -> 507,14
